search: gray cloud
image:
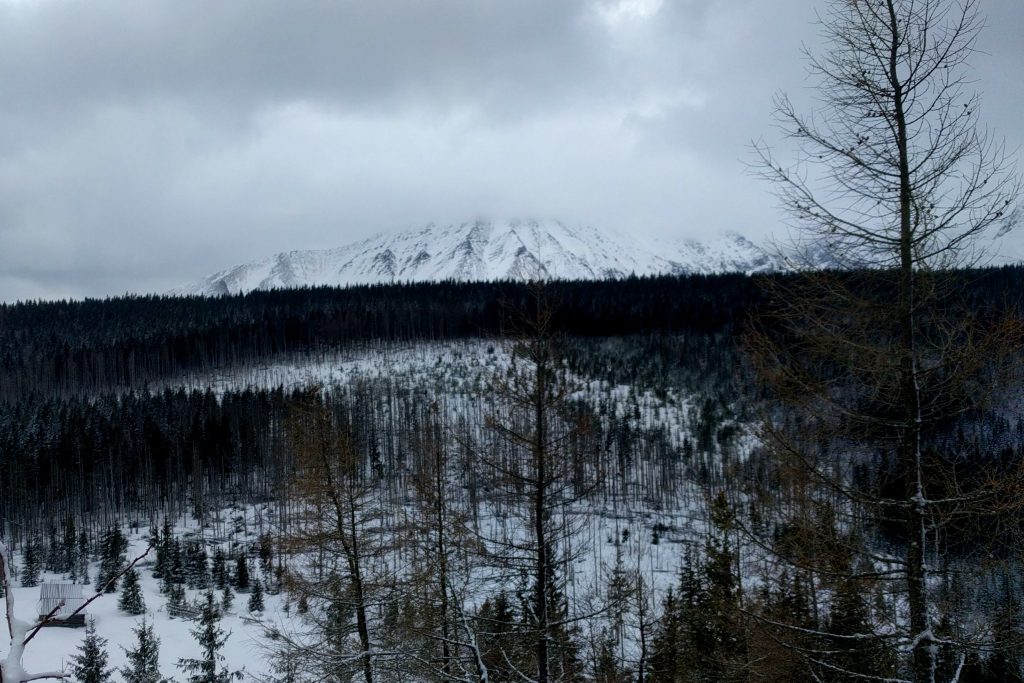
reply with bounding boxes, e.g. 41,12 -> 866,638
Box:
0,0 -> 1020,301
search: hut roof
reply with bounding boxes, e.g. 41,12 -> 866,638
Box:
37,583 -> 85,618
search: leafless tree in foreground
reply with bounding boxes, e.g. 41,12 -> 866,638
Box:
751,0 -> 1021,681
472,282 -> 602,683
267,389 -> 401,683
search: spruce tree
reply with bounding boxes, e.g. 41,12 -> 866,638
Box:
233,554 -> 249,591
153,519 -> 173,581
163,538 -> 185,594
478,591 -> 525,680
121,618 -> 163,683
212,548 -> 228,590
70,618 -> 113,683
65,520 -> 80,582
177,591 -> 242,683
247,578 -> 264,613
119,568 -> 147,616
152,533 -> 166,581
221,584 -> 234,613
648,588 -> 683,682
258,534 -> 273,574
186,542 -> 209,589
647,524 -> 747,683
95,525 -> 127,593
821,576 -> 898,682
592,629 -> 628,683
45,525 -> 60,572
20,539 -> 41,587
167,582 -> 188,618
77,531 -> 90,585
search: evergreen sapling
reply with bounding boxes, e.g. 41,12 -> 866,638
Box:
121,618 -> 164,683
247,578 -> 264,614
177,591 -> 243,683
70,618 -> 112,683
118,568 -> 146,616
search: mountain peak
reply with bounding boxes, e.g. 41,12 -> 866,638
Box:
172,220 -> 781,296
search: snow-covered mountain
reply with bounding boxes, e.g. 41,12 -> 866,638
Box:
174,220 -> 781,296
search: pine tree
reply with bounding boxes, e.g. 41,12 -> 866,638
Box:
121,618 -> 163,683
247,578 -> 264,613
177,591 -> 242,683
119,568 -> 147,616
70,618 -> 113,683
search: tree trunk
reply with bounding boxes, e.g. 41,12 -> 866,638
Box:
885,2 -> 934,680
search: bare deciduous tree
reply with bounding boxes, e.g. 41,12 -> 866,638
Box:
475,283 -> 599,683
751,1 -> 1021,681
269,390 -> 401,683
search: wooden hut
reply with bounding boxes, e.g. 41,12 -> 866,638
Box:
36,583 -> 86,627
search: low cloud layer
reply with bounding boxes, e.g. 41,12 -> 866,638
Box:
0,0 -> 1021,301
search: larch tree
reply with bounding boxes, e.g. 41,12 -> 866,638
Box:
476,282 -> 598,683
264,388 -> 400,683
751,0 -> 1021,682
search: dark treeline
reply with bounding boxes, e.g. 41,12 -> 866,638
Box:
0,377 -> 713,547
0,388 -> 290,538
0,274 -> 759,401
4,267 -> 1024,402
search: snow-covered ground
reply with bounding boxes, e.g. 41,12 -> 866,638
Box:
152,338 -> 753,456
12,531 -> 277,680
0,338 -> 758,679
4,500 -> 699,680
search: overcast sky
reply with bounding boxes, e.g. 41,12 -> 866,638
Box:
0,0 -> 1021,301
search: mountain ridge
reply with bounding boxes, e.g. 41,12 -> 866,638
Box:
173,220 -> 783,296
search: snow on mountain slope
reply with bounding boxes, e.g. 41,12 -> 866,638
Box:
173,220 -> 781,296
672,231 -> 779,274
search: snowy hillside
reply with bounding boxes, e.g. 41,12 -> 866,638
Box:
4,341 -> 744,681
173,220 -> 782,296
